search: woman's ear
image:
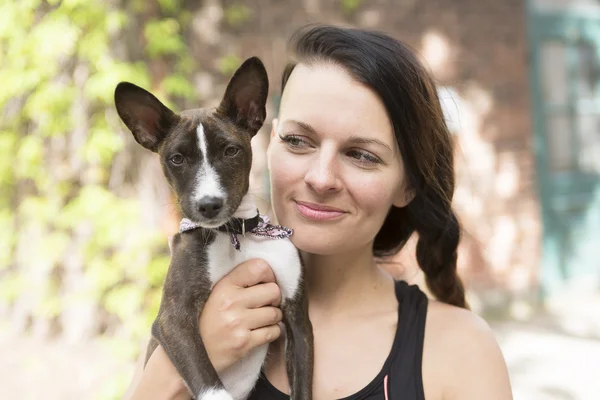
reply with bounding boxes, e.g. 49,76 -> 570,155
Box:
393,183 -> 415,208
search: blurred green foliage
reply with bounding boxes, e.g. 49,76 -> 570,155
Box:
341,0 -> 361,14
224,3 -> 252,26
0,0 -> 204,397
218,53 -> 243,76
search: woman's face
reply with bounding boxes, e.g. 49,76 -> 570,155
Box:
267,63 -> 410,255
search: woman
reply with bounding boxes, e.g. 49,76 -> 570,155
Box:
128,25 -> 513,400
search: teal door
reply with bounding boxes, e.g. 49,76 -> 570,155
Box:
529,8 -> 600,296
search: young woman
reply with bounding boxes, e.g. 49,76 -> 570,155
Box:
128,25 -> 513,400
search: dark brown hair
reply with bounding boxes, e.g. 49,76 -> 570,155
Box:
281,25 -> 468,308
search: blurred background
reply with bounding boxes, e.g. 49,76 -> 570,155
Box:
1,0 -> 599,399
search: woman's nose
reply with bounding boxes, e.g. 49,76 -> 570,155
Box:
304,151 -> 342,195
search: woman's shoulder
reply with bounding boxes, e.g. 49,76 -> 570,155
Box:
426,299 -> 494,341
422,300 -> 513,400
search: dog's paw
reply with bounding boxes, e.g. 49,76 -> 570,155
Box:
197,388 -> 235,400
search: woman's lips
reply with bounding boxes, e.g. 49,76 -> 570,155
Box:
294,200 -> 347,221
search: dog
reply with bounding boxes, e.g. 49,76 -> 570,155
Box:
114,57 -> 313,400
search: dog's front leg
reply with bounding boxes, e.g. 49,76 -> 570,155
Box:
282,285 -> 314,400
153,304 -> 233,400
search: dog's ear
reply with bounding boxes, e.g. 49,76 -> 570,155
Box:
216,57 -> 269,136
114,82 -> 178,152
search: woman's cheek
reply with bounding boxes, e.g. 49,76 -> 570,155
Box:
350,174 -> 397,216
268,149 -> 303,215
269,151 -> 293,190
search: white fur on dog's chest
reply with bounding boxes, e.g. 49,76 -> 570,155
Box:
206,232 -> 302,400
207,232 -> 302,301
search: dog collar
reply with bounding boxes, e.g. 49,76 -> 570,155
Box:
179,212 -> 293,251
215,213 -> 262,236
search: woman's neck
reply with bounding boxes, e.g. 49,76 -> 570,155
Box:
302,244 -> 393,319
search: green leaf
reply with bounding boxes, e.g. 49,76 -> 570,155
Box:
84,125 -> 125,166
86,257 -> 123,294
77,28 -> 109,64
23,82 -> 76,137
217,54 -> 242,76
84,61 -> 150,104
18,195 -> 61,225
224,4 -> 252,26
162,74 -> 196,100
105,284 -> 144,321
0,271 -> 25,303
146,255 -> 169,287
36,291 -> 62,318
144,18 -> 185,58
0,131 -> 17,186
16,135 -> 44,180
0,69 -> 48,111
175,53 -> 196,75
0,2 -> 35,40
38,230 -> 70,266
105,10 -> 128,35
341,0 -> 361,13
0,209 -> 15,270
29,11 -> 80,63
158,0 -> 180,14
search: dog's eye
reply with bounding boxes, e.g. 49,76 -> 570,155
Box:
224,146 -> 239,157
170,154 -> 184,165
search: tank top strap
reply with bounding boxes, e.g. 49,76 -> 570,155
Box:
384,280 -> 428,400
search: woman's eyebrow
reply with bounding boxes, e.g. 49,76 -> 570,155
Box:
347,135 -> 393,152
282,119 -> 318,134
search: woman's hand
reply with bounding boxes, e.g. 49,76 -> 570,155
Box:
199,258 -> 283,374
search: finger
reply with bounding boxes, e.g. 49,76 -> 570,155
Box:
240,282 -> 282,308
248,324 -> 282,349
244,306 -> 283,330
223,259 -> 276,288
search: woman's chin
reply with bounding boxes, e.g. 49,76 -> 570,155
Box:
291,239 -> 340,255
288,228 -> 357,256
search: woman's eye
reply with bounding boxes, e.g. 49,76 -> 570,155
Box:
348,150 -> 381,165
224,146 -> 239,157
170,154 -> 184,165
279,134 -> 310,149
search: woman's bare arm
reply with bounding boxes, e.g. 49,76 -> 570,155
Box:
123,343 -> 190,400
424,302 -> 513,400
448,315 -> 513,399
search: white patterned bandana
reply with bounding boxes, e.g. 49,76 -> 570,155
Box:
179,213 -> 293,251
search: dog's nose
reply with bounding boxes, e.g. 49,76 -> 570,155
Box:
198,196 -> 223,218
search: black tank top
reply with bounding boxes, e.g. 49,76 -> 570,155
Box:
248,280 -> 428,400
